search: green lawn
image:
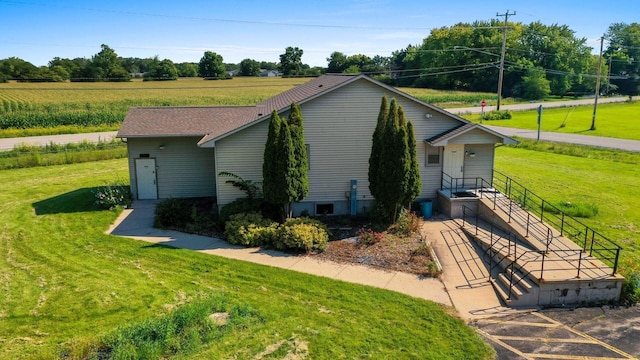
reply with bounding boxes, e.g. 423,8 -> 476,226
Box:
475,101 -> 640,140
0,159 -> 492,359
495,145 -> 640,263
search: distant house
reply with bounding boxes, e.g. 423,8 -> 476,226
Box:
259,70 -> 280,77
117,74 -> 515,216
226,69 -> 240,77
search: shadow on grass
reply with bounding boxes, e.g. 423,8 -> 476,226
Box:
32,187 -> 101,215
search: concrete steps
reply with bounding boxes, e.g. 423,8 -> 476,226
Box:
458,196 -> 623,307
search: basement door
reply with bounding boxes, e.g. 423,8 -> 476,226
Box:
443,144 -> 465,180
135,158 -> 158,200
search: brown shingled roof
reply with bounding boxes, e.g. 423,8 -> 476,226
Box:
117,75 -> 360,141
256,74 -> 359,113
117,106 -> 259,138
426,123 -> 517,146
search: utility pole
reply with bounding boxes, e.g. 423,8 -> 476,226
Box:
591,35 -> 604,131
496,10 -> 516,111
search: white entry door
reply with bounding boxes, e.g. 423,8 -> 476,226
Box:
443,144 -> 465,180
135,158 -> 158,200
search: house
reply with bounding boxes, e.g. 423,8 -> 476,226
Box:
259,70 -> 280,77
117,74 -> 516,216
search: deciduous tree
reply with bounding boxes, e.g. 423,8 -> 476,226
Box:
279,46 -> 304,76
240,58 -> 260,76
198,51 -> 226,79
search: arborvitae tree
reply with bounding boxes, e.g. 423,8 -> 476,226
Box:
368,97 -> 421,222
368,96 -> 388,199
404,120 -> 422,207
287,103 -> 309,202
263,111 -> 282,205
392,106 -> 411,220
376,98 -> 400,220
275,120 -> 297,218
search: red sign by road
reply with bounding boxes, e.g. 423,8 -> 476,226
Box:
481,100 -> 486,107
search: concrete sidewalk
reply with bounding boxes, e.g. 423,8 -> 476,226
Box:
107,201 -> 454,309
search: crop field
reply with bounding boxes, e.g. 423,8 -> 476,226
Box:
0,77 -> 503,137
398,87 -> 499,107
0,77 -> 308,136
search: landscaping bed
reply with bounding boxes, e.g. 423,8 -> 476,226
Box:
315,232 -> 439,277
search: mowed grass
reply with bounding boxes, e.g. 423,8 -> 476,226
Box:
477,101 -> 640,140
495,145 -> 640,263
0,159 -> 492,359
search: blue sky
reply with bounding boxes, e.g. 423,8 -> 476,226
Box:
1,0 -> 638,67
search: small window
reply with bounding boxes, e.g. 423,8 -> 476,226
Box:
316,203 -> 334,215
425,145 -> 441,166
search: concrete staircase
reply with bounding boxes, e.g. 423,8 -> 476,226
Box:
457,193 -> 623,308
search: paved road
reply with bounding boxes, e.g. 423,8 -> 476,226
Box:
447,96 -> 636,115
484,125 -> 640,152
0,131 -> 118,151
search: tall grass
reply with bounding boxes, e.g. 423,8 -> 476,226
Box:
0,140 -> 127,169
68,297 -> 262,360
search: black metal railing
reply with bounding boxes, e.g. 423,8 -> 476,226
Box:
440,172 -> 493,197
492,170 -> 622,274
457,205 -> 607,301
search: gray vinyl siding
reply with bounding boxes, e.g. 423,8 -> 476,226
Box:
447,128 -> 502,145
214,78 -> 462,207
215,121 -> 269,206
462,144 -> 494,187
127,137 -> 215,199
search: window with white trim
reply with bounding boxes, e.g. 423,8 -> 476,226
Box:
425,144 -> 442,166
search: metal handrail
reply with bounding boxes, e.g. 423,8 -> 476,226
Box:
457,205 -> 608,301
493,170 -> 622,274
458,205 -> 548,298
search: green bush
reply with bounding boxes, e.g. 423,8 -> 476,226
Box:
274,221 -> 329,253
219,198 -> 264,225
283,217 -> 333,238
154,198 -> 192,229
94,179 -> 132,210
480,110 -> 512,120
224,212 -> 277,247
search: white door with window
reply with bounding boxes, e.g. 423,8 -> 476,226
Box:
135,158 -> 158,200
443,144 -> 465,182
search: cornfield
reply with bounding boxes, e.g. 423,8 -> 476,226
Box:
0,77 -> 307,131
0,77 -> 500,133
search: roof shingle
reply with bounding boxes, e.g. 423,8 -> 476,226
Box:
117,106 -> 259,138
117,74 -> 360,141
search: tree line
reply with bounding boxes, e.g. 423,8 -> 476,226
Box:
387,21 -> 640,99
1,20 -> 637,97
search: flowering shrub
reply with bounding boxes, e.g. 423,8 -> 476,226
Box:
388,210 -> 421,237
94,179 -> 131,210
356,227 -> 384,246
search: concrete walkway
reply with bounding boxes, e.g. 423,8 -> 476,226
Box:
107,201 -> 453,309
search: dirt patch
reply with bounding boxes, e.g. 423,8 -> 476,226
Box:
313,233 -> 438,276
